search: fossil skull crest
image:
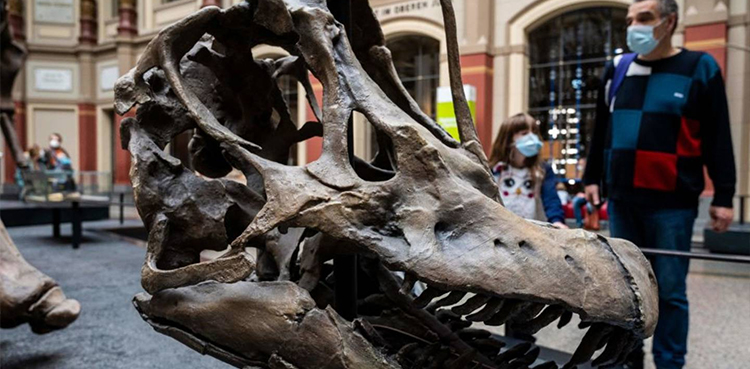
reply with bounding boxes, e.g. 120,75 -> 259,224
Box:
116,1 -> 658,368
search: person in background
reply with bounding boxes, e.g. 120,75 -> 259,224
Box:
43,133 -> 76,192
14,144 -> 45,199
584,1 -> 736,368
556,182 -> 571,206
571,192 -> 587,228
44,133 -> 73,171
489,112 -> 567,229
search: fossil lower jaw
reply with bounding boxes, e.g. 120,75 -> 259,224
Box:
134,262 -> 642,369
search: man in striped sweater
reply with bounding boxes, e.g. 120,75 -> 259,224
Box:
583,1 -> 736,368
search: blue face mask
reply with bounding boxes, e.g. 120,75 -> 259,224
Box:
627,19 -> 665,56
514,133 -> 543,157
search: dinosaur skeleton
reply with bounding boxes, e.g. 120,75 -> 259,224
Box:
116,1 -> 658,368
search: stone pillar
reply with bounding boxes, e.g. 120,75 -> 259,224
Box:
117,0 -> 138,37
77,104 -> 97,171
3,102 -> 26,184
114,112 -> 135,184
112,0 -> 138,184
457,0 -> 494,155
7,0 -> 24,42
460,54 -> 494,155
201,0 -> 222,8
3,1 -> 25,185
79,0 -> 98,45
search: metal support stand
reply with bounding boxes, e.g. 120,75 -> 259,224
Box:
71,201 -> 81,249
52,208 -> 61,238
329,0 -> 358,321
120,192 -> 125,225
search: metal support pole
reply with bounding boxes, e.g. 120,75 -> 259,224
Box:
71,201 -> 81,249
52,208 -> 61,238
639,248 -> 750,264
329,0 -> 358,321
120,192 -> 125,225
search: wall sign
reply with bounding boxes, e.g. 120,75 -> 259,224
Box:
34,68 -> 73,92
373,0 -> 443,24
436,85 -> 476,141
34,0 -> 75,24
100,66 -> 120,91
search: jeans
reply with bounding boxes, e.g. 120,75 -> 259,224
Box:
608,200 -> 697,369
572,196 -> 591,227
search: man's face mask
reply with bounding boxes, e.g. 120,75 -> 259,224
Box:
514,132 -> 543,158
50,139 -> 60,149
627,18 -> 666,56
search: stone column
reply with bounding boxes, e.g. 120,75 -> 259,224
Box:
117,0 -> 137,37
3,0 -> 25,185
201,0 -> 222,8
7,0 -> 24,42
458,0 -> 494,154
79,0 -> 98,45
111,0 -> 139,185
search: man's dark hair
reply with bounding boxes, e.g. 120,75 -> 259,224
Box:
635,0 -> 679,34
51,132 -> 62,141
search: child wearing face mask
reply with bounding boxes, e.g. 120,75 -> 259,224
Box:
489,113 -> 567,229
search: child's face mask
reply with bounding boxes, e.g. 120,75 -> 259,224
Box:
513,133 -> 543,157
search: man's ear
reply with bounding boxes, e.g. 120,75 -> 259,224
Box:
668,14 -> 678,35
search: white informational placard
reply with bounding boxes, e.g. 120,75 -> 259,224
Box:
34,68 -> 73,92
100,66 -> 120,91
34,0 -> 75,24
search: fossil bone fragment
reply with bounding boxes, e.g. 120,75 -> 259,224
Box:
118,1 -> 658,368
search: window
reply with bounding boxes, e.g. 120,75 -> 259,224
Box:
386,36 -> 440,119
528,7 -> 627,179
366,35 -> 439,159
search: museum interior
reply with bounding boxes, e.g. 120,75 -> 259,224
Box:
1,0 -> 749,368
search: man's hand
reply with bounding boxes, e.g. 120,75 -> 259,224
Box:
552,221 -> 569,229
585,184 -> 601,207
709,206 -> 733,233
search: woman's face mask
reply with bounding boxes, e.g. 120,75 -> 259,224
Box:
49,139 -> 60,149
513,133 -> 543,158
627,18 -> 666,56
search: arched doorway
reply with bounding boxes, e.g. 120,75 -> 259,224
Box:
527,7 -> 628,179
386,35 -> 441,119
360,35 -> 440,159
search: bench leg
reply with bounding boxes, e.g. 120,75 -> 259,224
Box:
71,202 -> 81,249
52,208 -> 61,238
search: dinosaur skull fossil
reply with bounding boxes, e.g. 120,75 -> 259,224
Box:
116,1 -> 658,368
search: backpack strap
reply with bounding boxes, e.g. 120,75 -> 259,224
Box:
607,53 -> 637,108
